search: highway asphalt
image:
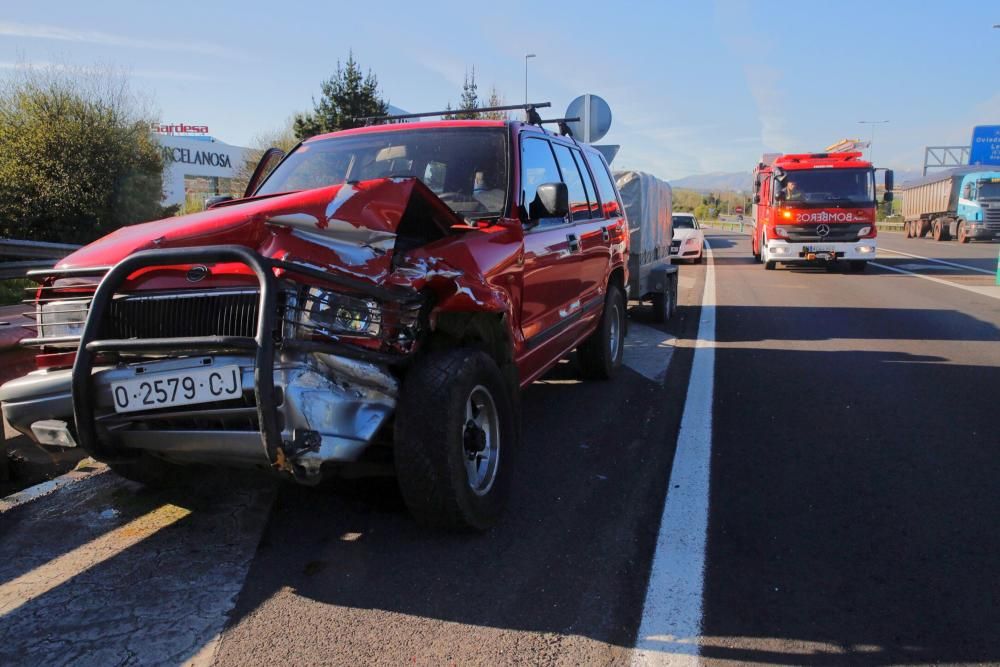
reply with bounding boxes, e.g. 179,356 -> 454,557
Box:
1,230 -> 997,665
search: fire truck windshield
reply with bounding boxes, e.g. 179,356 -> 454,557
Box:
783,168 -> 874,205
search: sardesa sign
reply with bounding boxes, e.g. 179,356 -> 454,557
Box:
969,125 -> 1000,166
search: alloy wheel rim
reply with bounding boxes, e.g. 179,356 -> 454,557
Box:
462,385 -> 500,496
609,303 -> 621,360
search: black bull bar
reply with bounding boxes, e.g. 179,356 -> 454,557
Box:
70,245 -> 418,465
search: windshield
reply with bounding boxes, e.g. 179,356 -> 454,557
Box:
673,216 -> 696,228
256,127 -> 508,218
782,168 -> 875,205
978,181 -> 1000,199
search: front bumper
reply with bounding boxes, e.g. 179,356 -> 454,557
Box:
1,352 -> 397,480
766,239 -> 876,262
963,224 -> 1000,240
3,245 -> 417,484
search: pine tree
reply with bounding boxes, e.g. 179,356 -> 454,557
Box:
480,86 -> 509,120
293,51 -> 388,139
454,68 -> 480,120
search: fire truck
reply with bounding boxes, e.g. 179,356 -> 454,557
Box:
750,152 -> 893,272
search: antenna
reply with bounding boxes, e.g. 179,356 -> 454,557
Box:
355,102 -> 552,124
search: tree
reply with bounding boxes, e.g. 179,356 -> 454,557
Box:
231,118 -> 300,198
293,52 -> 388,139
480,86 -> 509,120
0,65 -> 168,244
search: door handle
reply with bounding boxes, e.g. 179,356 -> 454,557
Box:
567,234 -> 580,253
602,226 -> 610,243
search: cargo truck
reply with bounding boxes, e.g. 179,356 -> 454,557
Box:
751,152 -> 893,272
900,168 -> 1000,243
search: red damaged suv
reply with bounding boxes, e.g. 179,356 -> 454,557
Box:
0,105 -> 629,529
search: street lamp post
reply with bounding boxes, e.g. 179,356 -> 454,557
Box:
524,54 -> 536,104
858,120 -> 889,164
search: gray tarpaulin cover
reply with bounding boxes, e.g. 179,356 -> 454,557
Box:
614,170 -> 672,266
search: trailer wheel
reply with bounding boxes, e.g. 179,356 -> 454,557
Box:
916,221 -> 928,238
651,285 -> 673,323
958,222 -> 970,244
904,221 -> 913,238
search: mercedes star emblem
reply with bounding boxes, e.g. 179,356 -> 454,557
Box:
816,224 -> 831,237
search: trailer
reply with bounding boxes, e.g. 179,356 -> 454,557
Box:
900,167 -> 1000,242
615,170 -> 678,322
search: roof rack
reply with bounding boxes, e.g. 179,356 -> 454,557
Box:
355,102 -> 552,125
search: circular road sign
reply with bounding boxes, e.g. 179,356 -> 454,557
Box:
565,94 -> 612,143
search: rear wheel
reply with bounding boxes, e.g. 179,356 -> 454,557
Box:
958,221 -> 969,244
916,220 -> 928,238
904,221 -> 913,238
578,286 -> 626,379
394,348 -> 515,531
651,288 -> 672,323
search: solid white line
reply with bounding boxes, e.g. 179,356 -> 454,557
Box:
632,240 -> 716,666
870,262 -> 1000,300
877,246 -> 995,275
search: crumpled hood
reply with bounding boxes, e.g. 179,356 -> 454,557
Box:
56,178 -> 466,276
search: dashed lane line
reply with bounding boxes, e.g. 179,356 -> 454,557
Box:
632,239 -> 716,666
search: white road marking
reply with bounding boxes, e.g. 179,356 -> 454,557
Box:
895,263 -> 961,272
624,323 -> 677,384
870,262 -> 1000,300
632,240 -> 716,666
877,247 -> 995,275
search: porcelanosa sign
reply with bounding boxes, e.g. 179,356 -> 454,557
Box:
161,146 -> 233,168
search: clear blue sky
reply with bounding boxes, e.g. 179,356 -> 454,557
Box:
1,1 -> 997,179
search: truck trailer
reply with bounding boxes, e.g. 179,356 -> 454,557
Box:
900,168 -> 1000,243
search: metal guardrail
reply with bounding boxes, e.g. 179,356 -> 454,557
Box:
0,238 -> 80,279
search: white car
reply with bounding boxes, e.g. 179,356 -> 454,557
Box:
670,213 -> 704,263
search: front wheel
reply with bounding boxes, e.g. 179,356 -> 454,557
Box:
394,349 -> 516,531
958,222 -> 969,244
578,286 -> 626,379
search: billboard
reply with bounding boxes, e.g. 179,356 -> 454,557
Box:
969,125 -> 1000,166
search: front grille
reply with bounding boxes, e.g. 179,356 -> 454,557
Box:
103,290 -> 263,339
669,239 -> 681,253
783,223 -> 869,243
984,206 -> 1000,231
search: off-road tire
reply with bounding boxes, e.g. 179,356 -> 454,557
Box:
578,286 -> 626,380
394,349 -> 516,531
849,260 -> 868,273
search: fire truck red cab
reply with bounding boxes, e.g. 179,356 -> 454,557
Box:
751,152 -> 892,272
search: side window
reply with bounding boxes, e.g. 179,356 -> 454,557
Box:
552,143 -> 592,221
571,148 -> 600,218
589,154 -> 623,219
520,137 -> 562,222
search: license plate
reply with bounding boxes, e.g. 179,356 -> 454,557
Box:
803,246 -> 834,253
111,365 -> 243,414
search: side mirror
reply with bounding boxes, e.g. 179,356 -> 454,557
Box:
530,182 -> 569,220
883,169 -> 894,193
774,183 -> 787,202
752,193 -> 761,204
243,147 -> 287,198
883,191 -> 894,203
205,195 -> 234,209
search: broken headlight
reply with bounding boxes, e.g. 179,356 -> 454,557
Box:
294,287 -> 382,339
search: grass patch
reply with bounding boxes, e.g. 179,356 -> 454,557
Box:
0,278 -> 34,306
